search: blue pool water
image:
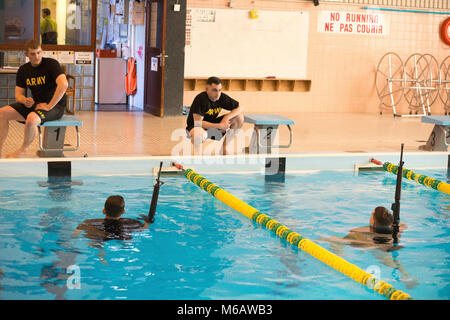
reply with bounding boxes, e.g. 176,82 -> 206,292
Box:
0,169 -> 448,300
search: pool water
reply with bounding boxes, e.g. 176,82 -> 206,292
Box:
0,169 -> 448,300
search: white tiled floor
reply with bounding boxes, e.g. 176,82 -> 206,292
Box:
0,111 -> 436,158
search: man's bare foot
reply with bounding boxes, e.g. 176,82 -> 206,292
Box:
5,149 -> 25,158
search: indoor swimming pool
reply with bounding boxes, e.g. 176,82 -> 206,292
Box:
0,158 -> 448,300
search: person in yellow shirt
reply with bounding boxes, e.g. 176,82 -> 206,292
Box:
40,8 -> 57,44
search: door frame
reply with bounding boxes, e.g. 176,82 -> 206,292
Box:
143,0 -> 167,117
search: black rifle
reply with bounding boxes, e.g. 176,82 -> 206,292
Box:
148,161 -> 164,223
391,144 -> 404,244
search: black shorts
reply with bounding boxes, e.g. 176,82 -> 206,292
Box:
186,115 -> 227,141
10,102 -> 65,125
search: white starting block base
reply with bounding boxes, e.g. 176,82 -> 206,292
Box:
37,115 -> 83,157
244,114 -> 295,154
420,116 -> 450,152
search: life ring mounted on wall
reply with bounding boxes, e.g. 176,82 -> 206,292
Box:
442,17 -> 450,46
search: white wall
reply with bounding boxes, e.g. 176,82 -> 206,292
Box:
131,24 -> 146,109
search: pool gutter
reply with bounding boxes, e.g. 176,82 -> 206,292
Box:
0,151 -> 447,177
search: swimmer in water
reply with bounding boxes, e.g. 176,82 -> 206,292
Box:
321,206 -> 418,289
73,195 -> 154,242
73,195 -> 154,265
338,206 -> 406,248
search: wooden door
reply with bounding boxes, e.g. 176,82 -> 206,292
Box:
144,0 -> 167,116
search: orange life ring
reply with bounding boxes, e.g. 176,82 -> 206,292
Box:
442,17 -> 450,46
126,57 -> 137,96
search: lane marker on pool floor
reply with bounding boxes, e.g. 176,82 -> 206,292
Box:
172,162 -> 412,300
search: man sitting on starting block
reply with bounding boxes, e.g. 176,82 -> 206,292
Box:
0,39 -> 68,158
186,76 -> 244,155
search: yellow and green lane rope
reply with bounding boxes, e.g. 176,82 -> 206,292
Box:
371,159 -> 450,195
178,165 -> 412,300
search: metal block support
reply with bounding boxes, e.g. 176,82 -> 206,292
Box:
420,124 -> 449,151
244,114 -> 295,155
36,115 -> 82,158
420,116 -> 450,151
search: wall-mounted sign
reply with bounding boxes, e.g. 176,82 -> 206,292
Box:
38,51 -> 75,64
57,51 -> 75,64
131,1 -> 145,25
151,57 -> 158,71
75,52 -> 94,65
318,11 -> 389,36
197,9 -> 215,22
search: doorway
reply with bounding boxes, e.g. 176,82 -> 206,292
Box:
144,0 -> 186,117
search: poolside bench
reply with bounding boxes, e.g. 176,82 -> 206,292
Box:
37,115 -> 83,157
244,114 -> 295,154
419,116 -> 450,152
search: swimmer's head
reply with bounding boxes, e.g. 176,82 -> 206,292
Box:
370,206 -> 394,234
103,195 -> 125,219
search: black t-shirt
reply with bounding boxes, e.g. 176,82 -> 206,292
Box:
16,57 -> 67,107
186,91 -> 239,130
76,218 -> 145,241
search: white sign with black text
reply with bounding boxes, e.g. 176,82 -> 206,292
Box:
318,10 -> 389,36
74,52 -> 94,65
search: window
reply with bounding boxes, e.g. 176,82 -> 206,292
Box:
40,0 -> 93,46
0,0 -> 36,45
0,0 -> 97,50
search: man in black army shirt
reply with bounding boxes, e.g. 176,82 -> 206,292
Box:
186,76 -> 244,155
0,39 -> 68,158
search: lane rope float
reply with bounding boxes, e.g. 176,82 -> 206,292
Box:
173,162 -> 412,300
371,159 -> 450,195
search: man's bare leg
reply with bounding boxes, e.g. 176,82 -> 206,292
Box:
190,127 -> 206,156
221,135 -> 227,155
6,112 -> 41,158
222,114 -> 244,155
0,106 -> 25,158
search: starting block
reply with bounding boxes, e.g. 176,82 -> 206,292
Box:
420,116 -> 450,151
244,114 -> 295,154
37,115 -> 82,157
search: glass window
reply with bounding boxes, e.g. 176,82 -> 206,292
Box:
0,0 -> 35,44
40,0 -> 93,45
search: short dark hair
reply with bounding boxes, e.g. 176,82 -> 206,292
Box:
24,39 -> 41,52
42,8 -> 51,16
206,76 -> 221,86
373,206 -> 394,233
104,195 -> 125,218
